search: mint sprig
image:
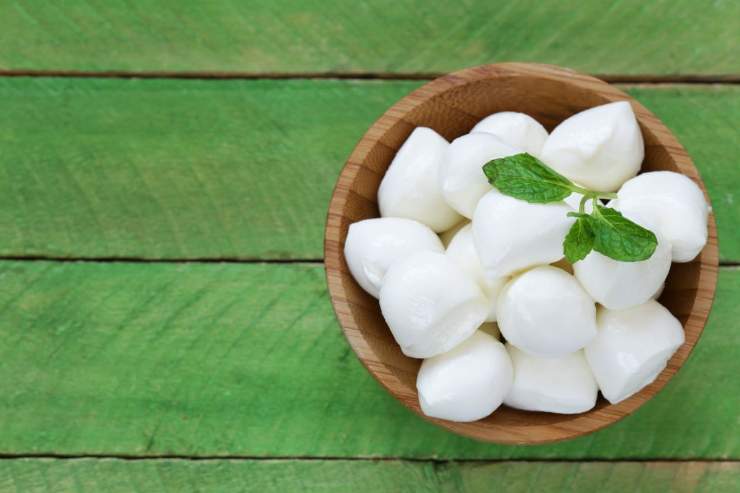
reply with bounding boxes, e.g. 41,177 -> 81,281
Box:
483,153 -> 657,263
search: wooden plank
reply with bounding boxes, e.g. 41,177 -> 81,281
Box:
0,261 -> 737,459
0,1 -> 737,75
0,77 -> 418,260
0,79 -> 737,261
0,459 -> 737,493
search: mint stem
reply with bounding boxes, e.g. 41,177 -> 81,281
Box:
578,194 -> 590,214
568,184 -> 591,196
597,192 -> 618,200
568,183 -> 617,201
592,199 -> 602,218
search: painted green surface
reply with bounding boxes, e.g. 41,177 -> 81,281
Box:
0,79 -> 737,261
0,261 -> 736,459
0,1 -> 735,483
0,459 -> 737,493
0,1 -> 738,75
0,77 -> 415,260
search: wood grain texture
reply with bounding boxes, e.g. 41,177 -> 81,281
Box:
0,78 -> 737,261
325,63 -> 718,444
0,460 -> 737,493
0,261 -> 737,458
0,1 -> 737,75
0,77 -> 414,260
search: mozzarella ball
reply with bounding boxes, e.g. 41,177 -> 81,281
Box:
471,111 -> 548,157
573,209 -> 672,310
497,266 -> 597,358
378,127 -> 462,232
417,331 -> 513,422
616,171 -> 709,262
439,220 -> 470,248
446,224 -> 508,322
473,189 -> 575,279
379,252 -> 488,358
585,301 -> 685,404
541,101 -> 644,191
504,344 -> 598,414
652,283 -> 665,300
344,218 -> 444,298
438,133 -> 518,218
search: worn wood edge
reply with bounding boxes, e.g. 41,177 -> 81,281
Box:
324,63 -> 720,445
0,261 -> 735,458
0,458 -> 737,493
0,456 -> 738,463
0,0 -> 738,77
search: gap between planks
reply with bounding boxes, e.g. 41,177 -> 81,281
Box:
0,454 -> 737,464
0,69 -> 738,84
0,256 -> 736,267
0,255 -> 323,265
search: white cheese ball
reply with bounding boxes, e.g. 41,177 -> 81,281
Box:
573,209 -> 672,310
379,251 -> 488,358
471,111 -> 548,157
652,283 -> 665,300
504,344 -> 598,414
472,189 -> 575,279
378,127 -> 462,232
438,133 -> 518,218
541,101 -> 644,192
344,218 -> 444,298
417,331 -> 513,422
446,224 -> 508,322
439,220 -> 469,248
586,301 -> 685,404
616,171 -> 709,262
497,266 -> 597,358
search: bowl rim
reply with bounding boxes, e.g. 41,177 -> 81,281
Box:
324,62 -> 719,444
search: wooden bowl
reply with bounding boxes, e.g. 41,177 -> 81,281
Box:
324,63 -> 718,444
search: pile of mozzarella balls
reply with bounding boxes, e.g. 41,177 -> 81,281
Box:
344,102 -> 709,422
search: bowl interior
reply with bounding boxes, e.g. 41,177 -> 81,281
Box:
325,63 -> 718,444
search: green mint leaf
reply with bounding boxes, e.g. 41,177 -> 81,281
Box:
588,205 -> 658,262
482,153 -> 574,203
564,217 -> 595,263
480,153 -> 660,263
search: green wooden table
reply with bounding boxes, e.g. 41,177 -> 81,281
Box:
0,2 -> 738,491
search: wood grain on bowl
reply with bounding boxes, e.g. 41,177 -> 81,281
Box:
324,63 -> 719,444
